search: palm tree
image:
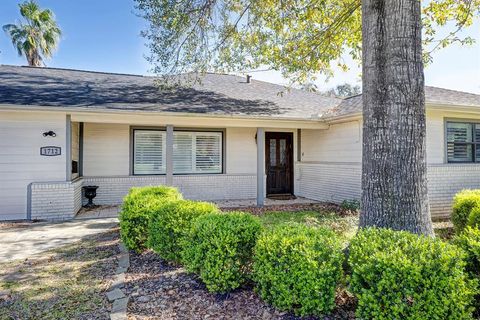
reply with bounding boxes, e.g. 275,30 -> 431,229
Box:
3,1 -> 61,67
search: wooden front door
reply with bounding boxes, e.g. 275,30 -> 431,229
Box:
265,132 -> 293,195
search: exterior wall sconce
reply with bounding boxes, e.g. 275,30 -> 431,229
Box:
43,131 -> 57,137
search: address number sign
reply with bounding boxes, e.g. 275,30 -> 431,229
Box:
40,146 -> 61,156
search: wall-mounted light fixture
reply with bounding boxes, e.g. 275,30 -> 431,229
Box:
43,131 -> 57,137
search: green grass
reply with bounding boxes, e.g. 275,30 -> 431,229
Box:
259,210 -> 359,244
0,229 -> 119,320
258,210 -> 455,243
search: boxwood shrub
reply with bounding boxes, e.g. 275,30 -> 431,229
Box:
182,212 -> 262,293
252,224 -> 343,317
452,189 -> 480,233
454,226 -> 480,316
148,200 -> 219,262
467,206 -> 480,229
119,186 -> 182,252
349,228 -> 476,320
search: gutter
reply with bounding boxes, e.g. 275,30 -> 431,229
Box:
0,103 -> 329,124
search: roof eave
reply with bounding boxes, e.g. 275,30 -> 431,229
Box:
0,103 -> 328,124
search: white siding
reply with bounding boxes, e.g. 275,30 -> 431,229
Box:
426,110 -> 445,164
301,121 -> 362,163
226,127 -> 257,174
0,111 -> 66,220
83,123 -> 130,176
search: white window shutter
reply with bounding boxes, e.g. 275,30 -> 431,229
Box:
133,130 -> 166,174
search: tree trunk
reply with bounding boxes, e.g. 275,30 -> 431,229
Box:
360,0 -> 433,235
27,50 -> 42,67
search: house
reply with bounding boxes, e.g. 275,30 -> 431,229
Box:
1,64 -> 480,221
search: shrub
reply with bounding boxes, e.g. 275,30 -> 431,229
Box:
340,199 -> 360,212
148,200 -> 219,262
349,228 -> 476,320
455,226 -> 480,316
467,206 -> 480,229
119,186 -> 182,252
253,224 -> 343,317
182,212 -> 262,293
452,189 -> 480,233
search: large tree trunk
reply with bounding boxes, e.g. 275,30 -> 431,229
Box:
360,0 -> 433,235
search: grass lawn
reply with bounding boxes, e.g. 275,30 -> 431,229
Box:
259,210 -> 359,244
258,209 -> 454,242
0,229 -> 119,320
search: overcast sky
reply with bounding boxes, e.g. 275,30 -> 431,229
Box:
1,0 -> 479,93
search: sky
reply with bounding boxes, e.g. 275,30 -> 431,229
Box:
0,0 -> 479,93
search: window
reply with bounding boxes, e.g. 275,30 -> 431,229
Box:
446,121 -> 480,163
132,129 -> 223,175
133,130 -> 166,174
173,131 -> 222,174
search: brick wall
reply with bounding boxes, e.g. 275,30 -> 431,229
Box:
428,164 -> 480,219
296,162 -> 480,219
30,179 -> 83,220
82,174 -> 256,205
173,174 -> 256,200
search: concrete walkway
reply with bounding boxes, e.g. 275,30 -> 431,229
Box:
0,217 -> 118,263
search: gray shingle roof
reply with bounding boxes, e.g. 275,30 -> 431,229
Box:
1,65 -> 479,120
0,65 -> 341,120
324,86 -> 480,118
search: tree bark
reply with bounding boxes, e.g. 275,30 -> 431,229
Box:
360,0 -> 433,235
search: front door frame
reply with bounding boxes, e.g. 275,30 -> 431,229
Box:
265,131 -> 294,196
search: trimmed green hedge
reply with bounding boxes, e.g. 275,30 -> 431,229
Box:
467,206 -> 480,229
253,224 -> 343,317
452,190 -> 480,233
148,200 -> 219,262
455,226 -> 480,316
182,212 -> 262,293
119,186 -> 182,252
349,228 -> 476,320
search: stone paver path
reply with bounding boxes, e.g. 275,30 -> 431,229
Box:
0,217 -> 118,262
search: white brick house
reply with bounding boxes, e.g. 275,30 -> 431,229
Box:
1,65 -> 479,221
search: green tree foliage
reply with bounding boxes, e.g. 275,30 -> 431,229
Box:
325,83 -> 361,98
3,0 -> 61,66
135,0 -> 479,85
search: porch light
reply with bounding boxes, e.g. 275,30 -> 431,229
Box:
43,130 -> 56,137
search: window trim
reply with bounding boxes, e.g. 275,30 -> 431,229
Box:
445,119 -> 480,164
132,128 -> 167,175
130,126 -> 226,176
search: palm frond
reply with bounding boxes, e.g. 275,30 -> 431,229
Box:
4,0 -> 61,66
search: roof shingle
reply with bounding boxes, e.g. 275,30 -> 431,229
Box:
1,65 -> 479,120
0,65 -> 340,120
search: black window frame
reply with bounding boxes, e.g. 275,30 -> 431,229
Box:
446,121 -> 480,163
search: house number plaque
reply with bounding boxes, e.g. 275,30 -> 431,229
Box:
40,146 -> 61,156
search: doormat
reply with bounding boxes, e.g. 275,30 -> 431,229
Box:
267,194 -> 297,200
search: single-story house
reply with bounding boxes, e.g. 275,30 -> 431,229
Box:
1,64 -> 480,221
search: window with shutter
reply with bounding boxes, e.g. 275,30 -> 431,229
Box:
446,121 -> 480,163
133,130 -> 166,174
173,131 -> 222,174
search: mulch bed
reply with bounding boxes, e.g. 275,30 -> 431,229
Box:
125,251 -> 356,320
